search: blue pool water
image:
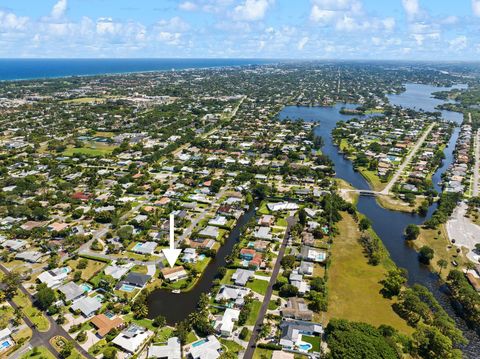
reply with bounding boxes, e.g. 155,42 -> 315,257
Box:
1,341 -> 11,349
298,342 -> 312,351
80,283 -> 92,292
192,339 -> 208,347
198,254 -> 206,261
120,284 -> 135,292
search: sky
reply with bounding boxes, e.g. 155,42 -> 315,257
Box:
0,0 -> 479,60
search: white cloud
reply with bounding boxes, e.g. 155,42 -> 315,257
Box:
402,0 -> 419,18
297,36 -> 309,50
51,0 -> 68,20
179,1 -> 198,11
233,0 -> 274,21
0,10 -> 29,30
382,17 -> 395,31
310,6 -> 336,23
473,0 -> 480,17
449,35 -> 467,50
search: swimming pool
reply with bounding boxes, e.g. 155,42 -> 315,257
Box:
198,254 -> 206,261
298,342 -> 312,352
80,283 -> 92,292
192,338 -> 208,347
120,284 -> 135,292
93,294 -> 104,302
1,341 -> 11,349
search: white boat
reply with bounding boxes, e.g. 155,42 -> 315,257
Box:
172,289 -> 181,294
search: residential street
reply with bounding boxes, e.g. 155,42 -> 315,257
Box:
243,215 -> 297,359
381,123 -> 435,195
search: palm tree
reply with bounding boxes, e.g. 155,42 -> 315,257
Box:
437,259 -> 448,275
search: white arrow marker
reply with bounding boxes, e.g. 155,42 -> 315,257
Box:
162,213 -> 182,268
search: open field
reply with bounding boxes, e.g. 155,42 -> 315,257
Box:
13,292 -> 50,332
414,224 -> 470,280
325,213 -> 413,335
21,346 -> 56,359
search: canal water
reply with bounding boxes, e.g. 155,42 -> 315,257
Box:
279,84 -> 479,357
147,204 -> 256,324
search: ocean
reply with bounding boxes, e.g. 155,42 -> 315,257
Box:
0,58 -> 276,81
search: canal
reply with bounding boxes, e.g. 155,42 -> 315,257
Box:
279,84 -> 479,357
147,204 -> 256,324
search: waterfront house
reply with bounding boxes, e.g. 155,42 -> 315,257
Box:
240,248 -> 255,261
148,337 -> 181,359
161,266 -> 188,282
215,285 -> 250,306
214,308 -> 240,337
182,248 -> 198,263
122,272 -> 152,288
199,226 -> 219,239
231,268 -> 254,286
188,335 -> 222,359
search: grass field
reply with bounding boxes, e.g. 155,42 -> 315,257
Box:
67,258 -> 107,281
220,338 -> 243,354
246,300 -> 262,325
253,348 -> 273,359
62,97 -> 106,104
246,279 -> 269,295
13,292 -> 50,332
326,213 -> 413,335
359,168 -> 387,192
413,224 -> 469,280
21,346 -> 56,359
63,142 -> 116,157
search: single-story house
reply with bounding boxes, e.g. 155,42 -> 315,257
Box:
132,241 -> 157,255
199,226 -> 219,239
182,248 -> 198,263
58,282 -> 85,303
231,269 -> 254,286
37,267 -> 70,288
2,239 -> 27,251
279,320 -> 323,350
188,335 -> 222,359
299,246 -> 327,263
15,250 -> 47,263
161,266 -> 188,282
208,215 -> 228,227
112,324 -> 153,354
91,314 -> 125,337
253,227 -> 272,240
148,337 -> 181,359
123,272 -> 152,288
215,285 -> 250,307
71,296 -> 102,318
214,308 -> 240,337
281,297 -> 313,321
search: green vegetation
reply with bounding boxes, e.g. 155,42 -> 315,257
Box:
326,213 -> 411,334
21,347 -> 56,359
13,292 -> 50,332
246,279 -> 269,295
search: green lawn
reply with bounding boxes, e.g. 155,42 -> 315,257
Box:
63,145 -> 115,157
13,292 -> 50,332
123,313 -> 155,331
253,348 -> 273,359
220,269 -> 235,285
246,279 -> 269,296
187,331 -> 198,344
246,300 -> 262,325
220,339 -> 243,354
302,335 -> 321,353
21,346 -> 56,359
326,213 -> 413,335
156,327 -> 174,342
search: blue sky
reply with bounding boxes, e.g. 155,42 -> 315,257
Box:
0,0 -> 479,59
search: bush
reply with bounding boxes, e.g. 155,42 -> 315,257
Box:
239,327 -> 250,340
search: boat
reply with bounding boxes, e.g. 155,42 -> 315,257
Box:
172,289 -> 181,294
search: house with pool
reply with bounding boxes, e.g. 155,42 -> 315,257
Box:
299,246 -> 327,263
0,328 -> 13,355
186,335 -> 222,359
279,320 -> 323,353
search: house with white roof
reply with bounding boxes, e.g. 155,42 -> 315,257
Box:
214,308 -> 240,337
188,335 -> 222,359
113,324 -> 154,354
148,337 -> 181,358
182,248 -> 198,263
37,267 -> 70,288
70,296 -> 102,318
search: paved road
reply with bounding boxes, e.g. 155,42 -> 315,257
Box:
0,265 -> 95,359
243,216 -> 297,359
381,122 -> 435,195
